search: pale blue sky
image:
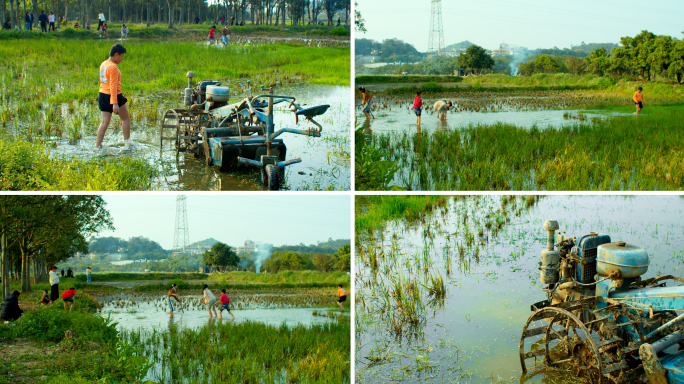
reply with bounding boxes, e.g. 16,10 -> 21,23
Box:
97,195 -> 351,249
357,0 -> 684,51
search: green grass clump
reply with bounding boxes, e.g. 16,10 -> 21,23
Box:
123,320 -> 350,383
208,270 -> 350,286
369,104 -> 684,191
355,195 -> 448,234
74,272 -> 208,282
356,75 -> 464,84
0,139 -> 158,191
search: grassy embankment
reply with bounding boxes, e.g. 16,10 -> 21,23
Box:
0,22 -> 350,40
0,38 -> 349,190
357,73 -> 684,104
0,294 -> 153,384
370,103 -> 684,191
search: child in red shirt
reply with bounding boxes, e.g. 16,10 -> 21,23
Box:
413,91 -> 423,125
61,288 -> 80,311
215,289 -> 235,320
209,26 -> 216,45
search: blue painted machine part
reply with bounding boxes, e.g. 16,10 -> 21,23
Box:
296,104 -> 330,117
596,243 -> 649,278
603,285 -> 684,311
662,352 -> 684,384
645,312 -> 684,340
574,234 -> 611,284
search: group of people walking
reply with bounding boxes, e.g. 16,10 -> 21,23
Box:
358,87 -> 453,124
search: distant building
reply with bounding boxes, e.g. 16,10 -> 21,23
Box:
489,43 -> 515,57
237,240 -> 273,254
183,245 -> 212,254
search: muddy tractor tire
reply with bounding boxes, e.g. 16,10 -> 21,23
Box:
264,164 -> 279,191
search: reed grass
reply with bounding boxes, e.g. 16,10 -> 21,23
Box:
0,139 -> 158,190
370,104 -> 684,191
355,195 -> 449,234
122,320 -> 350,383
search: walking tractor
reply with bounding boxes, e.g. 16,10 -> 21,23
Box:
520,219 -> 684,384
160,72 -> 330,190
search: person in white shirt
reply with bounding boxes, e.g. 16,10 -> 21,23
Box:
48,12 -> 55,32
203,284 -> 218,318
97,11 -> 105,31
433,100 -> 453,121
49,265 -> 60,301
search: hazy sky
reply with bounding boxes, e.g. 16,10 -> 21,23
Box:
356,0 -> 683,52
96,195 -> 351,249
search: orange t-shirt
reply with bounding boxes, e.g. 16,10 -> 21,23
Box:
337,287 -> 346,297
99,60 -> 122,105
633,91 -> 644,103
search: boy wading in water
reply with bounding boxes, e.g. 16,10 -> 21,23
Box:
167,284 -> 181,316
215,289 -> 235,320
633,87 -> 644,116
97,44 -> 131,149
434,100 -> 453,121
208,25 -> 216,45
336,284 -> 347,311
359,87 -> 372,120
413,91 -> 423,125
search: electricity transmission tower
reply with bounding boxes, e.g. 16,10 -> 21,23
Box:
173,195 -> 189,252
427,0 -> 445,59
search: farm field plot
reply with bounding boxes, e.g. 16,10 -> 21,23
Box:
0,39 -> 350,191
355,195 -> 684,383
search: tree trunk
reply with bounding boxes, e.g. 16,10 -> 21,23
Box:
31,0 -> 36,28
9,0 -> 15,30
20,240 -> 31,293
167,0 -> 173,28
1,233 -> 9,300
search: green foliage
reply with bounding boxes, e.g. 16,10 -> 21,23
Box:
275,238 -> 350,255
356,75 -> 463,84
169,278 -> 190,290
125,236 -> 165,255
356,196 -> 449,234
355,126 -> 402,191
122,320 -> 350,383
203,242 -> 239,272
16,297 -> 116,344
0,139 -> 159,191
74,272 -> 208,282
420,81 -> 444,93
209,270 -> 349,285
330,26 -> 349,36
456,45 -> 495,75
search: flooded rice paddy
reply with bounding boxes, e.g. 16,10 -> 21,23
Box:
91,290 -> 345,331
5,84 -> 349,190
355,195 -> 684,383
356,93 -> 633,134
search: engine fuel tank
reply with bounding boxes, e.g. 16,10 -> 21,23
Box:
206,85 -> 230,102
596,241 -> 649,278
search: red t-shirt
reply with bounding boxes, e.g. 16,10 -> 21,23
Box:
413,96 -> 423,109
209,29 -> 215,38
62,289 -> 76,298
219,294 -> 230,304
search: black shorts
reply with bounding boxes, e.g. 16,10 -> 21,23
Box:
338,295 -> 347,303
635,101 -> 643,109
414,108 -> 422,117
98,92 -> 127,113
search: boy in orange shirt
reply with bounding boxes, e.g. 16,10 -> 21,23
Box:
97,44 -> 131,148
633,87 -> 644,116
336,284 -> 347,311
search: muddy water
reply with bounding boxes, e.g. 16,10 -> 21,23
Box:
41,84 -> 350,190
355,196 -> 684,383
357,102 -> 632,134
99,294 -> 340,332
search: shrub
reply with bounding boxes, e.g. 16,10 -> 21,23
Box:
420,81 -> 444,93
169,278 -> 190,290
330,26 -> 349,36
16,297 -> 117,344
